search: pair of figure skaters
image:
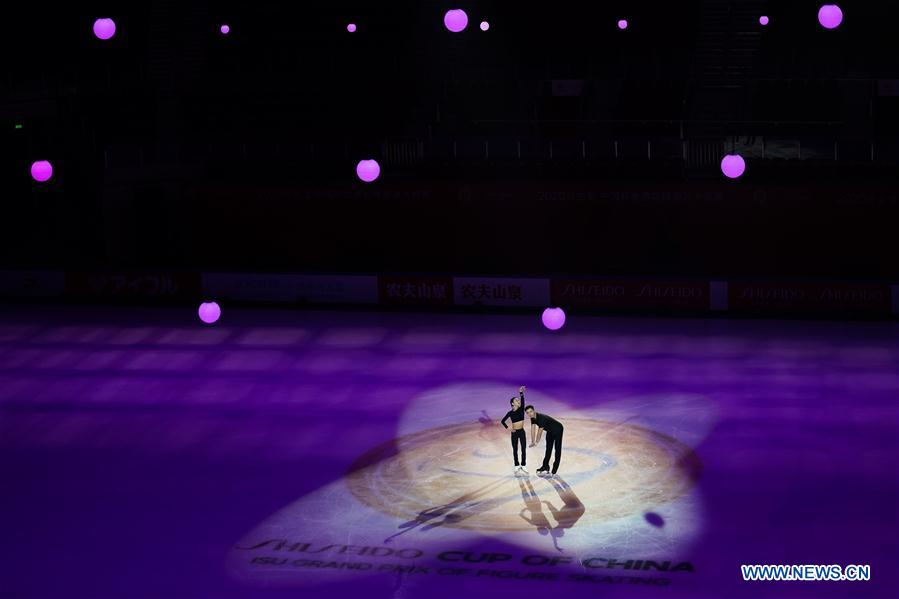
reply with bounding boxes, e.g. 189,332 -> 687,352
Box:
500,386 -> 564,478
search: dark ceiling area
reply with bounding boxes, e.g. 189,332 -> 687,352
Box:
2,1 -> 898,278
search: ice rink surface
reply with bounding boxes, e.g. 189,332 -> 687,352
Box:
0,305 -> 896,598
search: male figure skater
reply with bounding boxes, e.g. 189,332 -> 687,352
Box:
526,405 -> 564,476
501,386 -> 528,474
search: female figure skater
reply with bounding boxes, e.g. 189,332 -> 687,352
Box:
501,386 -> 528,474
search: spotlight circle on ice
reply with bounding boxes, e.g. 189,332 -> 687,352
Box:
759,15 -> 769,26
480,21 -> 490,32
720,153 -> 746,179
93,18 -> 117,40
444,9 -> 469,33
541,307 -> 566,331
347,23 -> 357,33
355,159 -> 380,183
817,4 -> 843,29
220,24 -> 230,35
30,160 -> 53,182
618,19 -> 628,30
346,418 -> 699,532
198,301 -> 221,325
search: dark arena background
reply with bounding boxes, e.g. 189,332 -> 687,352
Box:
1,2 -> 898,598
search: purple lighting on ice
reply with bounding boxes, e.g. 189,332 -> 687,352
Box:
93,18 -> 116,40
220,24 -> 230,35
720,154 -> 746,179
444,9 -> 468,33
541,307 -> 566,331
347,23 -> 357,33
818,5 -> 843,29
759,16 -> 769,26
30,160 -> 53,182
618,19 -> 628,30
0,305 -> 897,599
356,159 -> 380,183
198,302 -> 221,325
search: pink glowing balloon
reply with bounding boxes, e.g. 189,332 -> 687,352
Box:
541,307 -> 566,331
618,19 -> 628,30
759,16 -> 769,26
480,21 -> 490,31
198,301 -> 221,325
356,159 -> 380,183
30,160 -> 53,182
818,5 -> 842,29
220,24 -> 230,35
444,9 -> 468,33
93,18 -> 116,40
347,23 -> 357,33
720,154 -> 746,179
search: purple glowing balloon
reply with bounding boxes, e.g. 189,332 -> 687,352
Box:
198,301 -> 221,325
818,5 -> 843,29
356,159 -> 380,183
347,23 -> 357,33
30,160 -> 53,182
720,154 -> 746,179
759,16 -> 769,26
618,19 -> 628,30
220,24 -> 230,35
444,9 -> 469,33
93,18 -> 116,41
480,21 -> 490,32
541,307 -> 566,331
